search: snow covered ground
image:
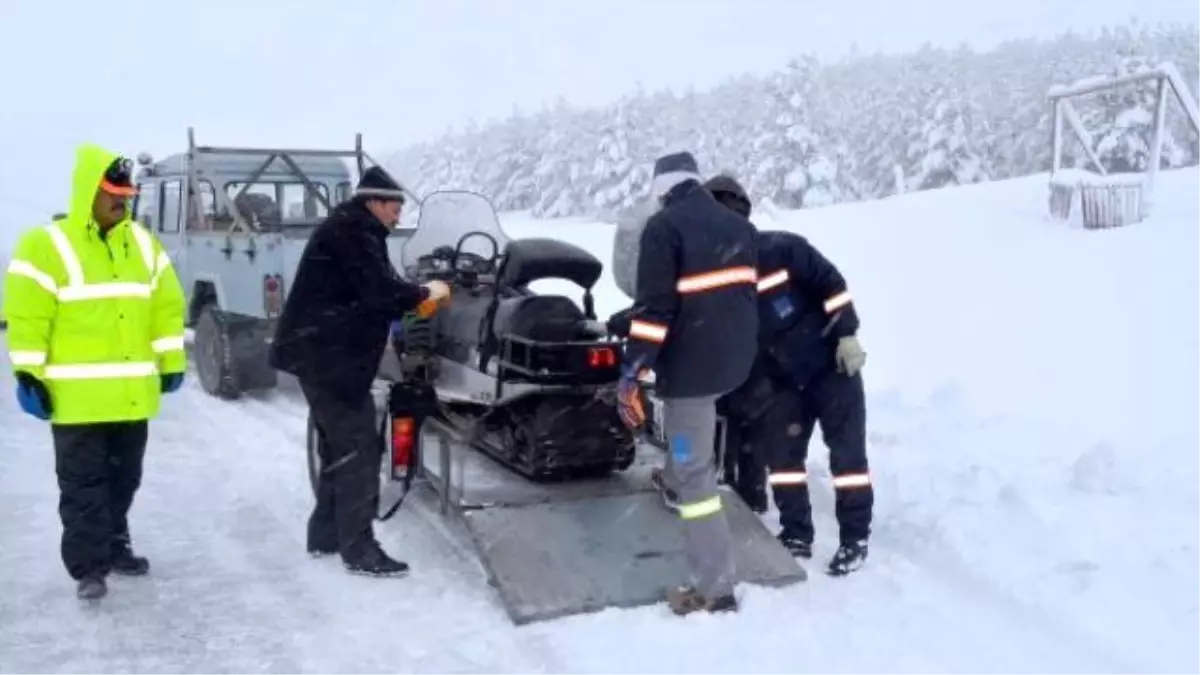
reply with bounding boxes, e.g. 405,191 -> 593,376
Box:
1,169 -> 1196,674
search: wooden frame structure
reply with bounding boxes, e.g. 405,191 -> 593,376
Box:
1047,62 -> 1199,226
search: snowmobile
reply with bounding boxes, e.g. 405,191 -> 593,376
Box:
388,190 -> 636,481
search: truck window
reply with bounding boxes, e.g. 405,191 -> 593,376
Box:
224,181 -> 330,225
133,181 -> 158,231
159,180 -> 182,233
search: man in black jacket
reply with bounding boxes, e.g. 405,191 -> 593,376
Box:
756,228 -> 871,576
269,166 -> 449,577
616,152 -> 759,615
706,176 -> 873,576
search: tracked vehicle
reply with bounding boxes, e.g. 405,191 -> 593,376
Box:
389,190 -> 636,480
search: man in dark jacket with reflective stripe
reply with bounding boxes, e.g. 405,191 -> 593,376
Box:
616,152 -> 758,615
706,175 -> 874,577
270,166 -> 449,578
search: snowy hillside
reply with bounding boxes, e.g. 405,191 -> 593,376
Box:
0,170 -> 1196,673
388,22 -> 1200,219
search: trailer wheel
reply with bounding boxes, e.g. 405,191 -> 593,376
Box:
194,304 -> 241,400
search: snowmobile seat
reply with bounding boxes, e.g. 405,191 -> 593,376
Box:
492,295 -> 590,343
498,238 -> 603,292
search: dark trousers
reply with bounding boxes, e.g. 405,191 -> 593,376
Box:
301,381 -> 382,560
52,421 -> 148,580
749,370 -> 873,545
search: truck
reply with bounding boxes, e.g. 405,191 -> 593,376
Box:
130,128 -> 414,399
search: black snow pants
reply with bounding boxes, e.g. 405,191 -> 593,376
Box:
52,421 -> 148,580
301,381 -> 382,561
750,370 -> 873,545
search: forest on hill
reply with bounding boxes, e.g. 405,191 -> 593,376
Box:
386,22 -> 1200,219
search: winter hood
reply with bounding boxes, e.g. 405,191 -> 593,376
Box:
66,143 -> 125,227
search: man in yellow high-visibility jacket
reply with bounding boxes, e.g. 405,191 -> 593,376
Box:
2,143 -> 187,601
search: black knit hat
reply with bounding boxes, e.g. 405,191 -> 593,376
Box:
704,174 -> 751,217
355,166 -> 407,202
651,151 -> 702,198
653,151 -> 699,177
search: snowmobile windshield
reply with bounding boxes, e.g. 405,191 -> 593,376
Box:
399,190 -> 510,275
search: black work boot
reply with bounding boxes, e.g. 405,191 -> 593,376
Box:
777,530 -> 813,559
343,542 -> 409,578
111,536 -> 150,576
827,539 -> 869,576
76,574 -> 108,600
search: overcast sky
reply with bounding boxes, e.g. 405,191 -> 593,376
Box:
0,0 -> 1195,240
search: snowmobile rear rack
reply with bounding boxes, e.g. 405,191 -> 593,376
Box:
395,414 -> 807,625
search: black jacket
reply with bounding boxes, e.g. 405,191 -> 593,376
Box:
755,230 -> 859,387
623,180 -> 759,398
269,198 -> 427,396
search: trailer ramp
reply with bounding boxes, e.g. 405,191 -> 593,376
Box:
416,420 -> 807,625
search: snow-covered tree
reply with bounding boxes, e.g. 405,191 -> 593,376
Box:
385,22 -> 1199,220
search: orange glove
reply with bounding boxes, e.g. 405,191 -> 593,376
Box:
415,280 -> 450,318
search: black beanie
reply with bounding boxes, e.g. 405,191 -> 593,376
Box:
704,174 -> 751,217
356,166 -> 406,201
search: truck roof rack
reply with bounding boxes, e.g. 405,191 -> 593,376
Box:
179,127 -> 413,234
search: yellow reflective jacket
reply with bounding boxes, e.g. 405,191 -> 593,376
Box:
2,143 -> 187,425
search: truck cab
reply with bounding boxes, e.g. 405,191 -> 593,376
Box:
131,128 -> 413,400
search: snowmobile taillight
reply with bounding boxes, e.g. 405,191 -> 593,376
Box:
263,274 -> 284,319
587,346 -> 617,369
391,416 -> 416,477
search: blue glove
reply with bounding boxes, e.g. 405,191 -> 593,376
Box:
15,373 -> 51,421
161,372 -> 184,394
390,320 -> 405,338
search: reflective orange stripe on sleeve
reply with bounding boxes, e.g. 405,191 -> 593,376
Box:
757,269 -> 789,293
824,290 -> 852,313
676,266 -> 757,294
629,320 -> 668,344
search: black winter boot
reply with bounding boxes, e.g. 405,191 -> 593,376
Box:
111,537 -> 150,576
827,540 -> 869,576
777,530 -> 813,559
343,543 -> 409,578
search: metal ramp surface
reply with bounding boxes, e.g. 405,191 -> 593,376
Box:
417,422 -> 807,625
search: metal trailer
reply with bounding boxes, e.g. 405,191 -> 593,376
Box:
307,361 -> 807,626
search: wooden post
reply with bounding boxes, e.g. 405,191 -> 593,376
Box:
1146,75 -> 1170,217
1051,98 -> 1063,173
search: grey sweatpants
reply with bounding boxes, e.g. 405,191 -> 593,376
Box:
659,395 -> 736,598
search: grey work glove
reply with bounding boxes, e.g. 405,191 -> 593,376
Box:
835,335 -> 867,376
